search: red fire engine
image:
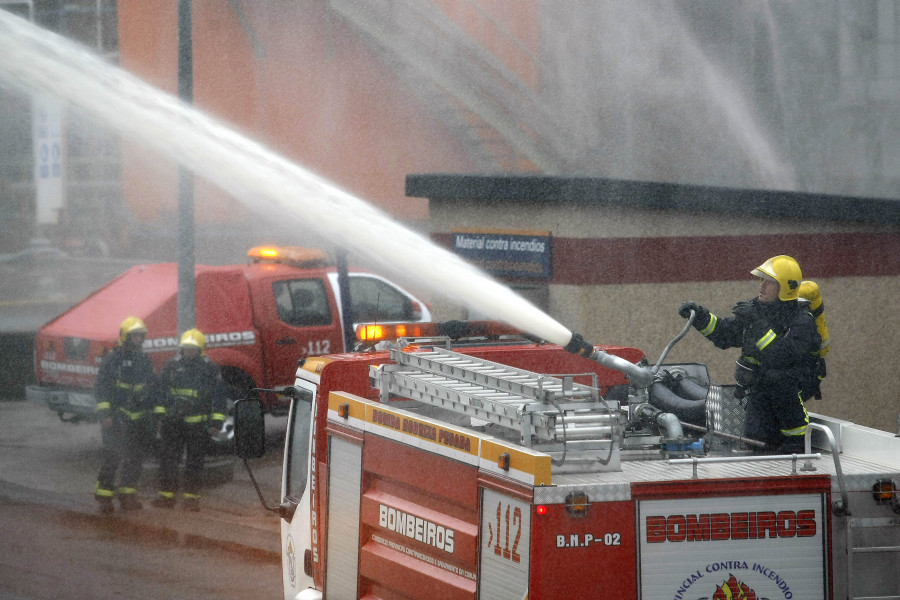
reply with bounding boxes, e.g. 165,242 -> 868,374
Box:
236,320 -> 900,599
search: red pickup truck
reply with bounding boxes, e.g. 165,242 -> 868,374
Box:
26,246 -> 431,426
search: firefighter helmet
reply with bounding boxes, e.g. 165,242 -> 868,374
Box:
118,316 -> 147,344
751,255 -> 802,301
179,328 -> 206,355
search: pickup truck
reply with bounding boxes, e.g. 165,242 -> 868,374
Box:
26,246 -> 431,427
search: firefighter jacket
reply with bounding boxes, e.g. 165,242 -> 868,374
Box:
95,344 -> 157,422
697,298 -> 821,400
153,355 -> 227,428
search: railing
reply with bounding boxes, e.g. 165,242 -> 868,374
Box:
669,453 -> 822,480
804,421 -> 851,515
669,420 -> 853,516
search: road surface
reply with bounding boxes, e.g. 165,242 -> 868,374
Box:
0,494 -> 282,599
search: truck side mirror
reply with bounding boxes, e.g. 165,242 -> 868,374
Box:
233,398 -> 266,459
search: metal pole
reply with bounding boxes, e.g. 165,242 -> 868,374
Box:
176,0 -> 195,335
336,250 -> 355,352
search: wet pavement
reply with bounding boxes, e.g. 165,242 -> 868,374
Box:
0,400 -> 284,562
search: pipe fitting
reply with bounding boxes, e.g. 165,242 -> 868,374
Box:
563,332 -> 595,357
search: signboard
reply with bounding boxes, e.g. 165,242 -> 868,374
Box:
638,493 -> 827,599
452,229 -> 552,279
32,93 -> 65,225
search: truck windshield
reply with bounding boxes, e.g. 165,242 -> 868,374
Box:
285,388 -> 313,500
348,277 -> 414,322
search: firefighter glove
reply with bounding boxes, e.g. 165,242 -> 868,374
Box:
734,356 -> 759,396
731,300 -> 759,322
679,302 -> 710,329
807,358 -> 826,400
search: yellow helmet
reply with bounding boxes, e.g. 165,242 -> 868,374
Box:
179,328 -> 206,355
119,316 -> 148,344
751,255 -> 802,301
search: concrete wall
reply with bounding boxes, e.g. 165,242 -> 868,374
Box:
422,178 -> 900,432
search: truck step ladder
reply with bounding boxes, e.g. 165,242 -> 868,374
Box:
370,347 -> 620,467
847,516 -> 900,600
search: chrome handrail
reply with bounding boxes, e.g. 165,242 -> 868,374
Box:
669,453 -> 821,479
804,421 -> 851,515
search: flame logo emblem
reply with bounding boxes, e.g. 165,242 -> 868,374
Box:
711,574 -> 758,599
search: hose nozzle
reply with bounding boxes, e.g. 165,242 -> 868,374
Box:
563,332 -> 595,357
565,331 -> 654,388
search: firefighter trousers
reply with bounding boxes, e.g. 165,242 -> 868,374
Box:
744,390 -> 809,454
157,419 -> 209,497
96,416 -> 151,497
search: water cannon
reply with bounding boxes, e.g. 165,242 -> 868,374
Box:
563,332 -> 655,388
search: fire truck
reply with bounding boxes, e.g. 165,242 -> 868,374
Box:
235,319 -> 900,600
25,246 -> 431,426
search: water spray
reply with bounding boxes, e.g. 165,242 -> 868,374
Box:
0,11 -> 654,382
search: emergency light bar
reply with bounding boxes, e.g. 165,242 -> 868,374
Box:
355,320 -> 527,344
247,245 -> 330,267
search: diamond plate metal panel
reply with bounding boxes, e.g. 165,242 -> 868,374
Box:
706,385 -> 746,450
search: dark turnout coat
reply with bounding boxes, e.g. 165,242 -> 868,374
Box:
698,298 -> 821,450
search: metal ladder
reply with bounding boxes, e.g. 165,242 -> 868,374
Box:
370,347 -> 618,454
846,516 -> 900,600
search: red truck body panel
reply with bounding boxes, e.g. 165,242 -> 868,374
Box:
306,343 -> 646,593
359,436 -> 480,600
529,500 -> 638,598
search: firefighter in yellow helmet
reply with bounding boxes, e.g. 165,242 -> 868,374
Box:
94,316 -> 157,513
151,328 -> 227,511
678,255 -> 821,454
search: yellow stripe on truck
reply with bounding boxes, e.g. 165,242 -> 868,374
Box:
481,438 -> 552,486
328,391 -> 367,421
328,391 -> 553,486
365,404 -> 481,457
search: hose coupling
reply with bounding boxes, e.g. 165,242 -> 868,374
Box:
563,332 -> 595,357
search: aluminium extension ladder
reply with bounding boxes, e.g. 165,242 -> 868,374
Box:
369,347 -> 619,463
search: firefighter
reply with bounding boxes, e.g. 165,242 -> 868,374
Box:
151,328 -> 227,511
678,255 -> 821,454
94,316 -> 157,513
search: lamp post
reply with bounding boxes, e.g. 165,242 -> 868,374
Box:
176,0 -> 195,335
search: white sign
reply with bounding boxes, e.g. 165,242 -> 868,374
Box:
639,493 -> 826,599
32,93 -> 65,225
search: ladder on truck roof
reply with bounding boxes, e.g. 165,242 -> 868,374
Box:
370,347 -> 621,470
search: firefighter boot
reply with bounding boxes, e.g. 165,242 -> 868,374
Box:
151,492 -> 176,509
182,494 -> 201,512
96,496 -> 115,514
118,493 -> 143,511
